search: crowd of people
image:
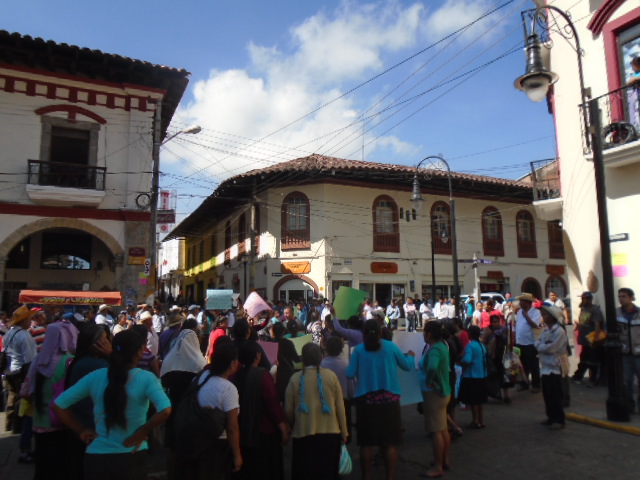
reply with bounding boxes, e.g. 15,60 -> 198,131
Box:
0,285 -> 638,480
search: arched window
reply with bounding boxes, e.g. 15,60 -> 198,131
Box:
482,206 -> 504,256
224,220 -> 231,265
372,195 -> 399,253
516,210 -> 537,258
545,275 -> 567,298
281,192 -> 310,250
253,203 -> 261,256
238,213 -> 247,256
547,221 -> 565,259
431,201 -> 452,255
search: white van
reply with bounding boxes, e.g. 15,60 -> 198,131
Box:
460,292 -> 506,305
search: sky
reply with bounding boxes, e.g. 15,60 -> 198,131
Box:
2,0 -> 566,219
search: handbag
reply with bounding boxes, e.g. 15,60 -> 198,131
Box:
338,444 -> 352,476
174,370 -> 228,458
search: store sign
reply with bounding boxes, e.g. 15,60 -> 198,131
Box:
281,262 -> 311,274
370,262 -> 398,274
546,265 -> 565,275
129,247 -> 146,265
157,209 -> 176,224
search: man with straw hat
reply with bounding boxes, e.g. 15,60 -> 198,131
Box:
2,306 -> 38,433
515,293 -> 542,393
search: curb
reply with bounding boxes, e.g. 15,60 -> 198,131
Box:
566,412 -> 640,436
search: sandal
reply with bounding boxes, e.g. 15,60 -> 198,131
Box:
467,422 -> 482,429
420,470 -> 444,478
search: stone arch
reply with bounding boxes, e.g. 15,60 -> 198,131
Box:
0,217 -> 124,259
272,274 -> 319,301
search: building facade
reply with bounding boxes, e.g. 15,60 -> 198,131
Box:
167,154 -> 567,309
527,0 -> 640,312
0,31 -> 189,310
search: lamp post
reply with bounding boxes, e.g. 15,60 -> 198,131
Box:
411,155 -> 460,319
150,120 -> 201,302
513,6 -> 628,422
241,254 -> 249,299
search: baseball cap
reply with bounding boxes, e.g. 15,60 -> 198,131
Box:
578,291 -> 593,298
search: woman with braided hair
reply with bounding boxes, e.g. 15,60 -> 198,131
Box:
285,342 -> 347,480
54,329 -> 171,480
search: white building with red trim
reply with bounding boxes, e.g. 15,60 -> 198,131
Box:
0,31 -> 189,310
526,0 -> 640,309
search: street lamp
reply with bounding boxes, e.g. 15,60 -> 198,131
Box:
411,155 -> 460,319
150,122 -> 202,302
513,6 -> 628,422
241,254 -> 249,300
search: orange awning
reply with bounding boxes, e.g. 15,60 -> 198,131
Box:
19,290 -> 122,306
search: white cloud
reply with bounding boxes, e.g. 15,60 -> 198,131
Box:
170,1 -> 427,185
423,0 -> 509,43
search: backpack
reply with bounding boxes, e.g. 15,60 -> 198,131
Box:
174,370 -> 228,458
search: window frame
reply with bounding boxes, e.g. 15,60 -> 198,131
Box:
431,201 -> 452,255
481,206 -> 504,257
516,210 -> 537,258
547,220 -> 565,259
281,192 -> 310,250
372,195 -> 400,253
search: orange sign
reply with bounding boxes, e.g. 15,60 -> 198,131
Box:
281,262 -> 311,274
370,262 -> 398,274
546,265 -> 565,275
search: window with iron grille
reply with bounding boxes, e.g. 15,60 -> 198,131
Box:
431,201 -> 452,255
373,196 -> 399,253
281,192 -> 310,250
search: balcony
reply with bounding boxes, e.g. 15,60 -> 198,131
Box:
529,158 -> 562,222
583,83 -> 640,168
26,159 -> 106,207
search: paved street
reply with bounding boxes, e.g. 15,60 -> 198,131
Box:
2,352 -> 640,479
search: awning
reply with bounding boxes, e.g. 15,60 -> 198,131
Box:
19,290 -> 122,306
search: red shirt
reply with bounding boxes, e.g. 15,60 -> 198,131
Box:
480,309 -> 504,329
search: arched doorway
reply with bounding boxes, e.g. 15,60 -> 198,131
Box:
520,277 -> 542,300
2,222 -> 122,310
273,275 -> 319,303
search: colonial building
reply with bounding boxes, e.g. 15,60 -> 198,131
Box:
0,31 -> 189,309
525,0 -> 640,308
166,154 -> 567,308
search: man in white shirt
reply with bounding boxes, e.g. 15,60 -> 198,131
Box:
419,301 -> 433,325
515,293 -> 542,393
152,305 -> 165,333
95,304 -> 114,329
545,291 -> 568,325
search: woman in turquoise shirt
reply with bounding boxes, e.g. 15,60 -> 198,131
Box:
346,319 -> 415,480
54,329 -> 171,480
419,321 -> 451,478
458,325 -> 488,429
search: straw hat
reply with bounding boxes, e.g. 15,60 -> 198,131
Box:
9,305 -> 37,327
516,293 -> 536,302
168,312 -> 186,327
139,311 -> 153,323
539,304 -> 563,323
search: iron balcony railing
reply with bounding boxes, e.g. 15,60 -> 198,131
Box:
28,160 -> 106,190
530,158 -> 560,201
582,82 -> 640,152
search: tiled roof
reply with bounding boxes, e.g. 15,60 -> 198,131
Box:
237,154 -> 530,188
166,154 -> 533,240
0,30 -> 190,136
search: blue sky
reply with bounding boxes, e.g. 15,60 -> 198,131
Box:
3,0 -> 562,217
